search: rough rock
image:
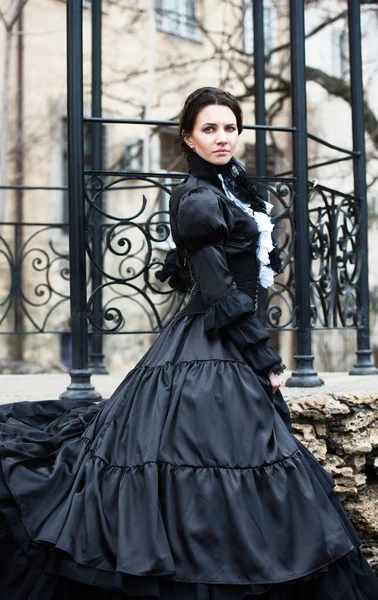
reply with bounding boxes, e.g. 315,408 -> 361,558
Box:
344,484 -> 378,538
362,544 -> 378,575
328,424 -> 378,455
323,454 -> 346,474
349,454 -> 367,472
289,389 -> 378,566
334,393 -> 378,409
330,410 -> 377,433
292,423 -> 327,461
288,395 -> 350,421
333,472 -> 366,495
314,423 -> 327,437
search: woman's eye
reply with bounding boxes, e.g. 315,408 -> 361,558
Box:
202,126 -> 235,133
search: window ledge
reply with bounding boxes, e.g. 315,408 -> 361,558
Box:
156,24 -> 202,44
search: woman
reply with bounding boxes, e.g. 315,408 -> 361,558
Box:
0,87 -> 377,599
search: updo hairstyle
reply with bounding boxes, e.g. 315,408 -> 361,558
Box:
179,87 -> 243,154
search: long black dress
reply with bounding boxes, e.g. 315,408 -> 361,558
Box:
0,153 -> 377,599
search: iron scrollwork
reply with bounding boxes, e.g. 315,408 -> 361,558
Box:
263,180 -> 296,330
0,179 -> 363,339
309,185 -> 361,328
85,174 -> 298,335
85,173 -> 185,334
261,181 -> 362,332
0,224 -> 70,334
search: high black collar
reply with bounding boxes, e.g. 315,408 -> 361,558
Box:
184,150 -> 268,216
186,151 -> 229,188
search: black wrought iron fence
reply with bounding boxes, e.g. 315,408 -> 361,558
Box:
2,0 -> 376,399
0,177 -> 361,338
0,222 -> 70,336
308,185 -> 361,330
84,173 -> 186,335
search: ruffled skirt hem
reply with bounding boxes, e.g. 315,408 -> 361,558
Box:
0,519 -> 377,600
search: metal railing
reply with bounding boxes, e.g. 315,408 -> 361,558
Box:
1,0 -> 376,399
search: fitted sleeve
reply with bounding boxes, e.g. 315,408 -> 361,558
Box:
176,187 -> 285,375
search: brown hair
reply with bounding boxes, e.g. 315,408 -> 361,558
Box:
179,87 -> 243,154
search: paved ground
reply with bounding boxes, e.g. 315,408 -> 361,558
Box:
0,371 -> 378,404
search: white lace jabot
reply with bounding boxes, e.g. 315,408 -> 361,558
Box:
218,174 -> 275,289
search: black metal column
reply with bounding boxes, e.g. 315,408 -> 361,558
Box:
348,0 -> 377,375
253,0 -> 268,323
60,1 -> 101,401
286,0 -> 323,387
89,0 -> 108,374
253,0 -> 267,178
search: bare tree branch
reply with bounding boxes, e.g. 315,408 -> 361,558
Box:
0,0 -> 29,30
266,9 -> 347,62
306,66 -> 378,149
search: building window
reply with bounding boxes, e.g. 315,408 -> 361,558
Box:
332,28 -> 349,80
122,139 -> 144,172
155,0 -> 199,42
243,0 -> 277,58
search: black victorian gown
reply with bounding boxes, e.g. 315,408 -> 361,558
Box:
0,153 -> 377,599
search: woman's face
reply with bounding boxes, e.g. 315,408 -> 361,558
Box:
184,104 -> 239,165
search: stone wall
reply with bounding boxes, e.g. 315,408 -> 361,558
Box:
288,392 -> 378,573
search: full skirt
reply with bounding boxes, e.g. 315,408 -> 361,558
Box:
0,313 -> 377,599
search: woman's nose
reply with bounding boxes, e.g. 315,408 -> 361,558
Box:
216,129 -> 227,144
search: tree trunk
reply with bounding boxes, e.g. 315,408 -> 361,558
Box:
0,28 -> 12,224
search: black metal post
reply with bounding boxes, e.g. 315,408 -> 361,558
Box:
89,0 -> 108,374
348,0 -> 378,375
286,0 -> 323,387
253,0 -> 268,323
60,1 -> 101,401
253,0 -> 267,179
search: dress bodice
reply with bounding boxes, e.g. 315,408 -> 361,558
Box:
226,252 -> 258,304
169,170 -> 260,317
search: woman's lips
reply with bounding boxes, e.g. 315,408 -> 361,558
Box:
214,149 -> 229,154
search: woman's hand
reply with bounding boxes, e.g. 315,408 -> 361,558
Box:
269,371 -> 284,394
